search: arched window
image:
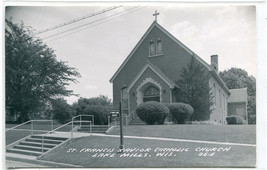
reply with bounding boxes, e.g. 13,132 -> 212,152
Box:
143,86 -> 160,102
157,39 -> 162,54
150,41 -> 155,56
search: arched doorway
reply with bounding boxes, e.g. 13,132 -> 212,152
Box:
143,86 -> 160,102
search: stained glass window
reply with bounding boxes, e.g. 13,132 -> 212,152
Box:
144,86 -> 160,96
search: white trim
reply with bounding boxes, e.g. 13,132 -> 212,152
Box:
148,53 -> 163,58
110,21 -> 212,83
127,63 -> 175,93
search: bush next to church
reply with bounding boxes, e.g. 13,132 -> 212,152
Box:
136,101 -> 169,125
226,115 -> 246,125
165,103 -> 194,124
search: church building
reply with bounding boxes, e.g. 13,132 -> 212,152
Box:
109,12 -> 248,125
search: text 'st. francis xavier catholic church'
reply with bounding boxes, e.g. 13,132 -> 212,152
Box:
109,11 -> 248,125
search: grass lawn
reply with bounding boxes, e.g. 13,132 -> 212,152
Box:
109,125 -> 256,144
39,135 -> 255,168
38,125 -> 256,168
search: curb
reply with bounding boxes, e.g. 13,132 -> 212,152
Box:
6,156 -> 82,168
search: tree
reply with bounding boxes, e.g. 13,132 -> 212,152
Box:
51,98 -> 74,124
173,57 -> 214,121
72,95 -> 112,116
219,68 -> 256,124
5,19 -> 81,123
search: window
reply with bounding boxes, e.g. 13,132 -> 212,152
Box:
157,39 -> 162,54
213,83 -> 216,107
150,41 -> 155,56
219,89 -> 221,109
223,93 -> 225,111
149,38 -> 163,56
143,86 -> 160,102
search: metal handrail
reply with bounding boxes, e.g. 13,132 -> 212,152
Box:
6,120 -> 53,135
72,114 -> 94,126
123,111 -> 134,125
41,120 -> 92,153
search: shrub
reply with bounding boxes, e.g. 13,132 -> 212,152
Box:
165,103 -> 194,124
83,105 -> 110,125
226,115 -> 246,125
136,101 -> 169,125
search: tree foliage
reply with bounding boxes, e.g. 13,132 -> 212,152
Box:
5,19 -> 81,122
173,57 -> 214,121
219,68 -> 256,124
72,95 -> 112,116
51,98 -> 74,124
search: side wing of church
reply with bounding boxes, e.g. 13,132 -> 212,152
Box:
109,21 -> 247,125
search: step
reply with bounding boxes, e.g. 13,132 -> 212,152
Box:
81,127 -> 109,129
20,141 -> 56,148
26,138 -> 62,144
31,135 -> 68,141
14,145 -> 49,152
77,129 -> 107,133
7,148 -> 43,156
78,129 -> 107,132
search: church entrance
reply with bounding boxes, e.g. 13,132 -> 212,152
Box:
143,86 -> 160,102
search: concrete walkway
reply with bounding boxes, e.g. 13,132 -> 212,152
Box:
35,131 -> 92,138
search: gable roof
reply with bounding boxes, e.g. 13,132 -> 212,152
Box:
109,21 -> 229,94
127,61 -> 176,93
228,88 -> 247,103
109,21 -> 212,83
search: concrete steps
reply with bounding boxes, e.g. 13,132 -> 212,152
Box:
77,125 -> 109,133
6,135 -> 68,157
129,118 -> 146,125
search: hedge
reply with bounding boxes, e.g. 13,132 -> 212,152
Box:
136,101 -> 169,125
226,115 -> 246,125
165,103 -> 194,124
83,105 -> 110,125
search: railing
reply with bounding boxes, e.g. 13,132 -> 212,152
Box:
6,120 -> 53,135
123,111 -> 134,125
41,120 -> 92,153
108,116 -> 111,128
72,115 -> 94,126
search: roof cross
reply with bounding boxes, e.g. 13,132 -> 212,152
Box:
153,10 -> 160,22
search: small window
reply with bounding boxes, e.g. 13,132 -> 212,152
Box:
219,89 -> 221,109
150,41 -> 155,56
213,83 -> 216,107
157,39 -> 162,54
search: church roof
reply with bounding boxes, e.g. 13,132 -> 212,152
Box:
228,88 -> 248,103
109,21 -> 212,83
109,21 -> 230,94
127,61 -> 176,92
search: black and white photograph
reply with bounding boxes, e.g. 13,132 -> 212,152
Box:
2,2 -> 262,169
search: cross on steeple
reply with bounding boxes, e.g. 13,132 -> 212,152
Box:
153,10 -> 160,22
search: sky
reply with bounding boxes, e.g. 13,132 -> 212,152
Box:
5,4 -> 256,104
